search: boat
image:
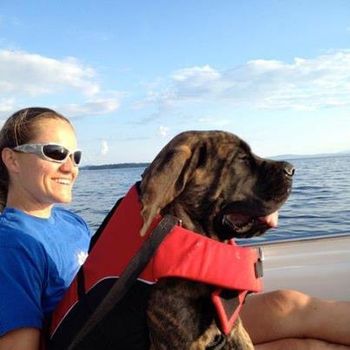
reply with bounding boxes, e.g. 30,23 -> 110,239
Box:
241,233 -> 350,301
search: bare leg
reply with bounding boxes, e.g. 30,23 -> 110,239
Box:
256,338 -> 350,350
240,290 -> 350,347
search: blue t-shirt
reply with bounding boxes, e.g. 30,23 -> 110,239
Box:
0,207 -> 91,336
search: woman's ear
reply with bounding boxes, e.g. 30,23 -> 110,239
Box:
1,148 -> 21,174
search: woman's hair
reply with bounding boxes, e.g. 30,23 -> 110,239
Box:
0,107 -> 72,211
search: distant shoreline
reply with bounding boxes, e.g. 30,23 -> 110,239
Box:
80,153 -> 350,170
80,162 -> 150,171
270,152 -> 350,161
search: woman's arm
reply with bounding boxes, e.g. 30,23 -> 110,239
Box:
0,328 -> 40,350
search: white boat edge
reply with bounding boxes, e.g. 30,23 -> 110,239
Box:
241,233 -> 350,301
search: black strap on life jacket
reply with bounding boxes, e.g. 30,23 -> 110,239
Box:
67,214 -> 179,350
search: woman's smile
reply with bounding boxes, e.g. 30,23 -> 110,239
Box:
52,177 -> 73,185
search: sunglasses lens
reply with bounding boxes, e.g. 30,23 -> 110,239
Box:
42,145 -> 82,165
73,151 -> 82,165
43,145 -> 69,161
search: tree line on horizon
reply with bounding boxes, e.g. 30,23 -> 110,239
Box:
80,162 -> 150,170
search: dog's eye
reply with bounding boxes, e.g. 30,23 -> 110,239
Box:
238,154 -> 251,164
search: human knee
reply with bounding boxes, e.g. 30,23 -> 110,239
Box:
265,289 -> 311,316
255,338 -> 343,350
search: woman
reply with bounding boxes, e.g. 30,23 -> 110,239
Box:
0,107 -> 91,350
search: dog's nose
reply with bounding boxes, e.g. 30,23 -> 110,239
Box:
283,162 -> 295,177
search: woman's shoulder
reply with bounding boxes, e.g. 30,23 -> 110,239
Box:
53,207 -> 90,232
53,206 -> 83,220
0,221 -> 46,256
0,210 -> 47,260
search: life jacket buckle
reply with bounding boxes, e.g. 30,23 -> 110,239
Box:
254,247 -> 264,278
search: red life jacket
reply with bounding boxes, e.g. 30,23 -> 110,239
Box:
50,184 -> 262,345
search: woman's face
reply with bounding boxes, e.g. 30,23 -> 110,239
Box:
13,118 -> 79,213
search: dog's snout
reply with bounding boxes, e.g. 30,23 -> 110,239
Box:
283,162 -> 295,177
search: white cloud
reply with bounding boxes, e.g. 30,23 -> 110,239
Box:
172,65 -> 221,82
60,94 -> 121,117
171,65 -> 221,100
159,50 -> 350,111
100,140 -> 109,156
198,116 -> 231,127
0,49 -> 99,96
0,97 -> 15,113
0,49 -> 122,119
159,125 -> 169,137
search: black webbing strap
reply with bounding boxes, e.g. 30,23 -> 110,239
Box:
76,266 -> 86,300
67,215 -> 179,350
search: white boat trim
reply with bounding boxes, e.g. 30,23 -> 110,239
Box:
240,233 -> 350,301
239,232 -> 350,247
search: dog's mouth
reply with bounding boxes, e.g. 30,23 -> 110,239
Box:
217,211 -> 279,239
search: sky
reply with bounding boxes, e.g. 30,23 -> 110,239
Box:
0,0 -> 349,165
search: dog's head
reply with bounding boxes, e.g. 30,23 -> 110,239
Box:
140,130 -> 294,240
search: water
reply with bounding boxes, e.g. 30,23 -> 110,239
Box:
68,156 -> 350,244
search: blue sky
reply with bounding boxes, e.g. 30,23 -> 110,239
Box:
0,0 -> 349,165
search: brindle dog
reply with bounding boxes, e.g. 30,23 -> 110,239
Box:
53,130 -> 294,350
139,130 -> 294,349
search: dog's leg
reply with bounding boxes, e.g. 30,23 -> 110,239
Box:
227,318 -> 254,350
189,323 -> 222,350
189,318 -> 254,350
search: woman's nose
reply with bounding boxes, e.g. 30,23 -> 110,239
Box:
59,155 -> 76,172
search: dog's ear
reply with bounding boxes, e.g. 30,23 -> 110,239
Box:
139,133 -> 202,236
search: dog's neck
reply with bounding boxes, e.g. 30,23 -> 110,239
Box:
162,203 -> 219,241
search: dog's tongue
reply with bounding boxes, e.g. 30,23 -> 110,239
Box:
259,211 -> 279,228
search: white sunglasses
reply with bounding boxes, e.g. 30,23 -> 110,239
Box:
13,143 -> 82,166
